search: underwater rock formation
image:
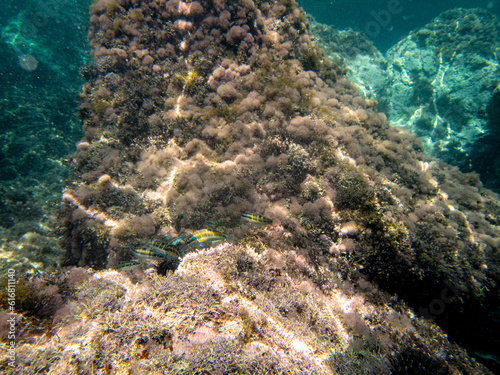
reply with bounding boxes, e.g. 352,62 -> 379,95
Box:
312,8 -> 500,189
309,22 -> 388,101
386,8 -> 500,165
1,243 -> 492,373
3,0 -> 496,372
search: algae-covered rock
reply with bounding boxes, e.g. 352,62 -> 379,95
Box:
385,8 -> 500,163
2,0 -> 498,373
1,243 -> 492,374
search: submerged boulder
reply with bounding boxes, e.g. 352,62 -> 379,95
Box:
4,0 -> 497,373
3,242 -> 491,373
313,8 -> 500,190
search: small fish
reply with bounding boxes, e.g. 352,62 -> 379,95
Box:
241,213 -> 273,226
131,243 -> 167,259
114,260 -> 140,270
146,237 -> 188,257
186,229 -> 227,247
164,235 -> 186,248
206,219 -> 229,235
164,244 -> 184,259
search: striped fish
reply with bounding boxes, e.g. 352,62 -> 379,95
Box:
206,220 -> 228,235
144,237 -> 187,258
164,244 -> 184,259
241,213 -> 273,226
168,236 -> 186,248
114,260 -> 140,270
186,229 -> 227,247
130,243 -> 167,259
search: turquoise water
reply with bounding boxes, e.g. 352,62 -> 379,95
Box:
0,0 -> 89,234
300,0 -> 500,52
0,0 -> 499,373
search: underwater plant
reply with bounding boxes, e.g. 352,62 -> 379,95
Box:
3,0 -> 495,373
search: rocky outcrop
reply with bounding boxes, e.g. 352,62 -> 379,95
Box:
1,1 -> 498,373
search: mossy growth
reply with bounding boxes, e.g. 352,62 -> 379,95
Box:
286,143 -> 312,175
183,69 -> 205,96
238,305 -> 259,343
232,175 -> 252,197
61,219 -> 110,269
409,74 -> 434,107
390,334 -> 454,374
170,180 -> 237,230
237,232 -> 268,254
192,55 -> 216,79
327,162 -> 374,210
301,176 -> 325,201
316,105 -> 336,123
111,18 -> 125,35
300,46 -> 323,72
91,98 -> 112,118
138,29 -> 162,46
77,277 -> 126,318
278,0 -> 296,9
354,211 -> 417,293
411,28 -> 434,49
0,276 -> 39,317
93,184 -> 147,217
255,62 -> 312,116
104,0 -> 121,17
299,46 -> 340,83
128,8 -> 145,23
204,103 -> 241,123
384,220 -> 411,248
213,134 -> 237,155
312,141 -> 339,170
410,8 -> 500,61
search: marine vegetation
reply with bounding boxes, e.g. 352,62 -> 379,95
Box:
2,0 -> 498,373
52,0 -> 499,370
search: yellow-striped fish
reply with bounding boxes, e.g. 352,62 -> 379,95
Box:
206,219 -> 229,235
241,213 -> 273,226
186,229 -> 227,247
131,243 -> 166,259
129,235 -> 188,262
164,244 -> 184,259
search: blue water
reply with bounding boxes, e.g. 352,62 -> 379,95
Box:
299,0 -> 500,52
0,0 -> 89,231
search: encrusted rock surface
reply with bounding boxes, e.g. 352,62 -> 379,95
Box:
313,8 -> 500,177
1,0 -> 498,373
1,243 -> 493,374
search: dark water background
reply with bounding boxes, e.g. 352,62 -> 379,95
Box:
298,0 -> 500,52
0,0 -> 88,233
